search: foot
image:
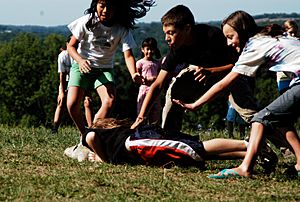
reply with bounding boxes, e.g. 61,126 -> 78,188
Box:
51,128 -> 58,134
64,144 -> 90,162
88,151 -> 103,163
208,167 -> 251,179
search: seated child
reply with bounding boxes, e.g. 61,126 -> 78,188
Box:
82,118 -> 248,167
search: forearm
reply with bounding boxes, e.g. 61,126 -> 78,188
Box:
208,64 -> 234,75
193,71 -> 239,109
138,83 -> 162,118
124,50 -> 137,79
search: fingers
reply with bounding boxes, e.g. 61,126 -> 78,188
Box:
79,60 -> 91,73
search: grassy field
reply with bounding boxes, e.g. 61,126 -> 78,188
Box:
1,125 -> 300,201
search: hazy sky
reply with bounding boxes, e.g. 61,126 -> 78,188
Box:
1,0 -> 299,26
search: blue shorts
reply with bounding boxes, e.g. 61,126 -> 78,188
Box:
68,63 -> 115,90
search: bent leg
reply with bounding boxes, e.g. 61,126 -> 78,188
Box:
85,131 -> 106,162
67,86 -> 85,136
93,83 -> 116,122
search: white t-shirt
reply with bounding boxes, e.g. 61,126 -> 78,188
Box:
58,50 -> 72,73
68,13 -> 136,69
232,35 -> 300,86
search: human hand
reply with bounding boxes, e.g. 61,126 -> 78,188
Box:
172,99 -> 197,111
189,65 -> 211,82
132,73 -> 144,85
57,91 -> 65,105
130,116 -> 145,129
78,59 -> 92,73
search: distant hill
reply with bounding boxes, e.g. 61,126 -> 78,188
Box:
0,12 -> 300,42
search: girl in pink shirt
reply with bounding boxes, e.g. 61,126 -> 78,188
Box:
136,37 -> 161,123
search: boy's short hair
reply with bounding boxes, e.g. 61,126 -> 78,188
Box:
161,5 -> 195,29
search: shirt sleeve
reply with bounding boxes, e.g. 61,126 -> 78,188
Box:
232,38 -> 268,77
58,51 -> 71,73
121,29 -> 136,52
67,15 -> 89,41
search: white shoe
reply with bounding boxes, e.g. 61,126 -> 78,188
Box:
64,144 -> 90,162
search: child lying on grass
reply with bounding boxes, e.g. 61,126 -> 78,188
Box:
82,118 -> 248,167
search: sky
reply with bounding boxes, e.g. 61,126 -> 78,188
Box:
1,0 -> 300,26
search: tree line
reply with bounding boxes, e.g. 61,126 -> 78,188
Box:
0,20 -> 285,130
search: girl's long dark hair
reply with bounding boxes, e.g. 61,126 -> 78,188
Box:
140,37 -> 161,59
85,0 -> 155,31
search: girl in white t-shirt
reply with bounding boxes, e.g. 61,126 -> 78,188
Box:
66,0 -> 154,138
174,11 -> 300,178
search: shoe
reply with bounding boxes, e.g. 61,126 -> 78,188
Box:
284,166 -> 300,178
64,143 -> 90,162
208,169 -> 242,179
51,128 -> 58,134
256,143 -> 278,174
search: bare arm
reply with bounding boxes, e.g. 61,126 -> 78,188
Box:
173,71 -> 241,110
131,69 -> 170,129
192,64 -> 234,82
67,36 -> 91,73
124,49 -> 144,84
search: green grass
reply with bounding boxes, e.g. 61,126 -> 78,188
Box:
1,125 -> 300,201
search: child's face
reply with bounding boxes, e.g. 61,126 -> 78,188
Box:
141,46 -> 154,60
163,24 -> 187,50
223,24 -> 241,53
97,0 -> 114,23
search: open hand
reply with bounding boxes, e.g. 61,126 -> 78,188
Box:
79,59 -> 92,73
172,99 -> 197,111
189,65 -> 211,82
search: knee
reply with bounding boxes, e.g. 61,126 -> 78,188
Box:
102,96 -> 115,108
85,131 -> 96,147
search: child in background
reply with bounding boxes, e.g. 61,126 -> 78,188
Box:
283,20 -> 299,38
64,0 -> 155,160
51,35 -> 93,134
225,102 -> 247,139
136,37 -> 161,124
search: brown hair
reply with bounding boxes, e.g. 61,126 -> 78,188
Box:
222,10 -> 258,51
161,5 -> 195,29
92,118 -> 132,129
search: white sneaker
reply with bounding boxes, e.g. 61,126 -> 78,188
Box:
64,144 -> 90,162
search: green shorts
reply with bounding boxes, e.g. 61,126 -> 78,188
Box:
68,63 -> 115,90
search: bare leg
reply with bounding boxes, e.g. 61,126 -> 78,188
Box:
85,131 -> 107,162
52,95 -> 66,132
93,83 -> 116,122
203,138 -> 247,159
285,130 -> 300,171
233,122 -> 266,177
84,93 -> 93,127
67,86 -> 85,136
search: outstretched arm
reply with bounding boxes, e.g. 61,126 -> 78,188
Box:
173,71 -> 241,111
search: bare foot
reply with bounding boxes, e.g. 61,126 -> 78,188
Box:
88,151 -> 103,163
232,167 -> 252,177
